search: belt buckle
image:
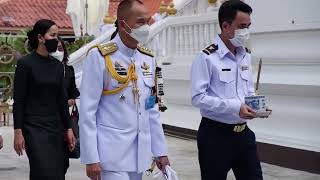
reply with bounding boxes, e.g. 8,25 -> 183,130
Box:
233,124 -> 246,132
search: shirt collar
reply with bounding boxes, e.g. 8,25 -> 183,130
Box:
113,34 -> 136,57
214,35 -> 246,59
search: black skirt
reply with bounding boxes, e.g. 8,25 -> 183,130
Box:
23,115 -> 66,180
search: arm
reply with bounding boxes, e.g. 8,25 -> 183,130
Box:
149,104 -> 168,157
58,64 -> 72,130
58,64 -> 76,151
13,59 -> 29,155
67,65 -> 80,99
79,49 -> 104,165
13,60 -> 29,130
191,53 -> 241,115
149,104 -> 170,171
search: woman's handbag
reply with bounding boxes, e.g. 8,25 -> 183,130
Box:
68,104 -> 80,159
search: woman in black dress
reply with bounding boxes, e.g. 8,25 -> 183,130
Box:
13,19 -> 76,180
50,38 -> 80,174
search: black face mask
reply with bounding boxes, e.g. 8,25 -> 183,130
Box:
44,38 -> 58,53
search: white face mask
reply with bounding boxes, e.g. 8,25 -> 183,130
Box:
229,28 -> 250,47
123,20 -> 150,45
50,50 -> 64,62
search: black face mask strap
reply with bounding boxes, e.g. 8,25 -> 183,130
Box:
114,20 -> 118,31
110,20 -> 118,40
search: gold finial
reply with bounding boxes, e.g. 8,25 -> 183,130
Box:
159,1 -> 167,14
167,2 -> 177,15
103,14 -> 116,24
208,0 -> 218,5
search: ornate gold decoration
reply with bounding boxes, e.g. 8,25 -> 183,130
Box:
0,45 -> 15,64
208,0 -> 218,5
0,74 -> 14,101
167,2 -> 177,15
87,42 -> 118,56
159,1 -> 167,14
103,14 -> 116,24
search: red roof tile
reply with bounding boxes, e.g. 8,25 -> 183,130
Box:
0,0 -> 173,32
0,0 -> 72,29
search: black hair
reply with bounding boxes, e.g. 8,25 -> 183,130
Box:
116,0 -> 143,20
110,0 -> 143,40
58,37 -> 69,64
218,0 -> 252,29
27,19 -> 56,50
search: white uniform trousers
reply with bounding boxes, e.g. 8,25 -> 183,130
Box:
101,171 -> 143,180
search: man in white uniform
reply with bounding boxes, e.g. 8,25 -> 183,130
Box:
191,1 -> 264,180
79,0 -> 170,180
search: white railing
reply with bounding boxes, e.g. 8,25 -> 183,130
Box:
147,12 -> 218,63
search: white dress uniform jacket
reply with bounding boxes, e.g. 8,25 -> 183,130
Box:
79,34 -> 168,173
191,35 -> 255,124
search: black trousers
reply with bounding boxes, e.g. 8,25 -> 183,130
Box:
197,117 -> 263,180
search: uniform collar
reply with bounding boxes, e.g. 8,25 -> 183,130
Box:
113,34 -> 136,57
215,35 -> 246,60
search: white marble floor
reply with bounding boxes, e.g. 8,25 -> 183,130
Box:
0,126 -> 319,180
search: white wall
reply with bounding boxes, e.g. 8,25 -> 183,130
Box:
247,0 -> 320,32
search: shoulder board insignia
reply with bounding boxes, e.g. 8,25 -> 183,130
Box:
245,47 -> 251,54
97,42 -> 118,56
87,42 -> 118,56
202,44 -> 218,55
137,45 -> 154,57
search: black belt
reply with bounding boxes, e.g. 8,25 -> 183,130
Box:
201,117 -> 247,133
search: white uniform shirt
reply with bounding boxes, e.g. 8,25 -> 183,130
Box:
191,35 -> 255,124
79,34 -> 168,173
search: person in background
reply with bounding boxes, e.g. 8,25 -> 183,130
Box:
13,19 -> 75,180
51,39 -> 80,107
191,1 -> 264,180
50,38 -> 80,174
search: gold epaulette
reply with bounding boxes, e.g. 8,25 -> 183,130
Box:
245,47 -> 251,54
137,45 -> 154,57
202,44 -> 218,55
86,42 -> 118,56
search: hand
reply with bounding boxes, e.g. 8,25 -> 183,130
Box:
86,163 -> 102,180
239,104 -> 256,119
66,129 -> 76,152
156,156 -> 170,173
14,129 -> 25,156
261,107 -> 272,118
0,135 -> 3,150
68,99 -> 76,107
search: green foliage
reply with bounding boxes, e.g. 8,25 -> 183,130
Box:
66,35 -> 95,54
